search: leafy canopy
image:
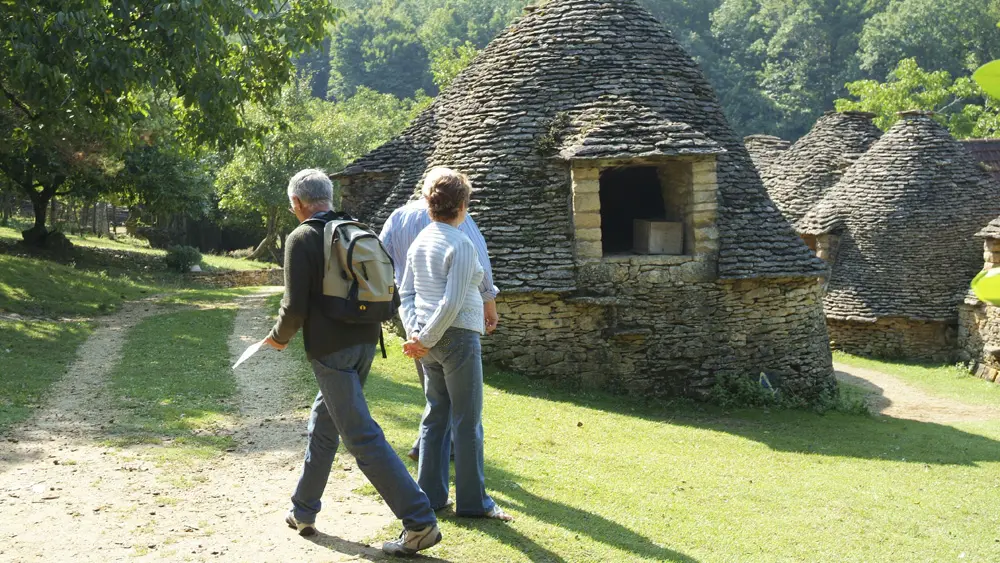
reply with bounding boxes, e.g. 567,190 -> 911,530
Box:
836,58 -> 1000,138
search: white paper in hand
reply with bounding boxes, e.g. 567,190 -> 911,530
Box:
233,340 -> 265,370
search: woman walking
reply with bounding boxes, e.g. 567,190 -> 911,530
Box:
399,168 -> 512,521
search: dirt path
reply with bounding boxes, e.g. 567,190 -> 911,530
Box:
834,362 -> 1000,424
0,290 -> 397,562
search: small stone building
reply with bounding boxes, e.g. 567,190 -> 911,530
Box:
958,217 -> 1000,383
335,0 -> 836,401
799,112 -> 1000,361
758,112 -> 882,240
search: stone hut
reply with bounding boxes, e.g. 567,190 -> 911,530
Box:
335,0 -> 836,401
743,135 -> 790,173
958,217 -> 1000,384
759,112 -> 882,240
799,112 -> 1000,361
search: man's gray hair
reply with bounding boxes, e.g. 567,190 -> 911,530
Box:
287,169 -> 334,205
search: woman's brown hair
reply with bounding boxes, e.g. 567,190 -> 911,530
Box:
422,167 -> 472,222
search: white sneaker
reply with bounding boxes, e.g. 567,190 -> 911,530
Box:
382,524 -> 442,557
285,511 -> 317,537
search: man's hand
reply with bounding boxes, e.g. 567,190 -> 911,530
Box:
484,300 -> 499,335
403,336 -> 429,360
264,336 -> 287,351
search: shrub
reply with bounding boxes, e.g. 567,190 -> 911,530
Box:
165,245 -> 202,273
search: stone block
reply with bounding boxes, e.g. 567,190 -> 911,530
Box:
692,189 -> 718,205
574,212 -> 602,229
572,166 -> 600,181
573,192 -> 601,213
577,240 -> 603,259
577,228 -> 603,242
692,170 -> 718,186
691,160 -> 717,175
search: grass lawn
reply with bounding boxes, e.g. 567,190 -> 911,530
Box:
105,304 -> 239,454
269,337 -> 1000,562
834,351 -> 1000,409
0,221 -> 272,272
0,319 -> 91,433
0,253 -> 160,317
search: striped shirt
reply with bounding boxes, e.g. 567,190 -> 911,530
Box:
399,222 -> 485,349
379,200 -> 498,302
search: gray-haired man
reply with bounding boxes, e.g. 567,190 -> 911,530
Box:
263,169 -> 441,556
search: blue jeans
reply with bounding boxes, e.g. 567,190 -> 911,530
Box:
291,343 -> 436,531
418,328 -> 496,516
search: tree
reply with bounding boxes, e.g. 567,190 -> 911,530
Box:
429,42 -> 479,90
836,58 -> 1000,138
858,0 -> 1000,79
216,83 -> 428,262
0,1 -> 338,244
328,2 -> 434,100
710,0 -> 884,138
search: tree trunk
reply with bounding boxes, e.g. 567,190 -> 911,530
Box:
20,176 -> 66,245
247,207 -> 280,262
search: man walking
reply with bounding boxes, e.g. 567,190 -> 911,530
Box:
263,169 -> 441,557
379,167 -> 499,461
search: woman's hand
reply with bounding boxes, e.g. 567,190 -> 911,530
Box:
403,336 -> 430,360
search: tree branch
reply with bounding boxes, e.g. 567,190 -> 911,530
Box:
0,82 -> 39,121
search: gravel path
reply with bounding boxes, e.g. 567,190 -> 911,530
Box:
0,290 -> 397,562
834,361 -> 1000,423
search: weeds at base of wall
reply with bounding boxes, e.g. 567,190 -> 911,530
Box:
710,373 -> 870,416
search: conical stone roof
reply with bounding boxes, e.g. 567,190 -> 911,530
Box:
337,0 -> 826,289
744,135 -> 790,172
799,112 -> 1000,322
760,112 -> 883,230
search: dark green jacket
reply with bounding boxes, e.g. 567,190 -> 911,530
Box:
268,210 -> 380,360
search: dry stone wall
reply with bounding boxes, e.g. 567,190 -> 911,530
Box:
827,317 -> 955,362
484,262 -> 834,402
189,269 -> 284,288
958,239 -> 1000,384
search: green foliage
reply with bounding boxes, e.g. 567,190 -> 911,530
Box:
836,58 -> 1000,138
0,0 -> 338,235
216,82 -> 427,242
858,0 -> 1000,78
329,2 -> 435,100
430,42 -> 480,90
164,245 -> 203,273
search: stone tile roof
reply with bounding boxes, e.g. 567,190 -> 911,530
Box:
962,139 -> 1000,183
743,135 -> 790,172
558,101 -> 725,160
336,0 -> 827,290
760,112 -> 882,230
799,112 -> 1000,322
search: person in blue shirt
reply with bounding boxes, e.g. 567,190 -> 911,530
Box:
379,167 -> 500,461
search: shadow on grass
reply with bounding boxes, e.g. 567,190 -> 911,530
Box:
479,369 -> 1000,467
306,532 -> 455,562
447,465 -> 700,563
363,368 -> 700,563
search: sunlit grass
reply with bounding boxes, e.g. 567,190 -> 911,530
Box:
0,319 -> 92,432
105,307 -> 239,454
834,351 -> 1000,409
279,336 -> 1000,562
0,222 -> 272,271
0,254 -> 159,317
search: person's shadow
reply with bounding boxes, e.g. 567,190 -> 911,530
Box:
306,532 -> 456,562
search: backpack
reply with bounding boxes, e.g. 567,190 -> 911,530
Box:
306,217 -> 400,325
